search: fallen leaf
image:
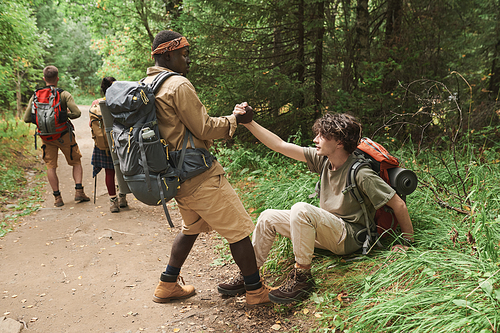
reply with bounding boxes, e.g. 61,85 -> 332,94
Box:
337,292 -> 348,302
173,329 -> 181,332
30,317 -> 38,322
302,308 -> 309,314
271,324 -> 281,330
3,312 -> 10,315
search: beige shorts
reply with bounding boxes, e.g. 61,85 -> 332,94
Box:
42,132 -> 82,169
176,174 -> 255,244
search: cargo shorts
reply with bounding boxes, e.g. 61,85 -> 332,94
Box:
41,132 -> 82,169
176,174 -> 255,244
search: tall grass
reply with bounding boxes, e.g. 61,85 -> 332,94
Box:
0,116 -> 45,236
219,127 -> 500,332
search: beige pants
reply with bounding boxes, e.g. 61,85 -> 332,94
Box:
252,202 -> 348,267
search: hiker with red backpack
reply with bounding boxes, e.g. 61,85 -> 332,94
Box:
23,65 -> 90,207
218,109 -> 414,304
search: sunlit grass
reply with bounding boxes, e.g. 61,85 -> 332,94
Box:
0,117 -> 45,236
219,128 -> 500,332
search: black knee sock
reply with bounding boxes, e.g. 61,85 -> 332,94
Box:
75,183 -> 83,190
53,190 -> 61,197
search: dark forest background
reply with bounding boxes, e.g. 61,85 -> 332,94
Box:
2,0 -> 500,146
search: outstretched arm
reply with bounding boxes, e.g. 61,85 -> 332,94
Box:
234,103 -> 306,162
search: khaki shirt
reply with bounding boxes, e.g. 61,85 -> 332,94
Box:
24,87 -> 81,123
144,66 -> 238,198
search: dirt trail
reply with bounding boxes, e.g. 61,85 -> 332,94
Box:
0,106 -> 305,333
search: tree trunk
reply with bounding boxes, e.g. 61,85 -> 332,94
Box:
356,0 -> 370,66
381,0 -> 403,92
15,69 -> 23,118
314,1 -> 326,115
341,0 -> 354,93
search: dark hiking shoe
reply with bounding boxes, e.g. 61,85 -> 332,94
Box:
118,193 -> 128,208
110,197 -> 120,213
54,194 -> 64,207
75,188 -> 90,202
217,272 -> 246,296
268,268 -> 315,304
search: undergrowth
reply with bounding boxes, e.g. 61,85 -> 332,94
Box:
217,127 -> 500,332
0,116 -> 45,236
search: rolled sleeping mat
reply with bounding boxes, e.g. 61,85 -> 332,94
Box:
99,100 -> 131,194
387,167 -> 418,196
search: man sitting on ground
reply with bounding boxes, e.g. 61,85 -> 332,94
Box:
218,106 -> 414,304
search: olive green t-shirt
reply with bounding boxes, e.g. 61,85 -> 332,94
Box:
303,147 -> 396,253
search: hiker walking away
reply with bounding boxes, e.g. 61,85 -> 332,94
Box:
89,77 -> 128,213
219,109 -> 415,304
146,30 -> 271,307
24,65 -> 90,207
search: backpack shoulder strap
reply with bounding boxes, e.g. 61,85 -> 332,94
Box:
342,158 -> 378,254
149,71 -> 180,94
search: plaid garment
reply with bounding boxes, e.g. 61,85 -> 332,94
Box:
91,146 -> 114,178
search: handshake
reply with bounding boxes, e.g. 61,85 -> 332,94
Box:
234,104 -> 254,124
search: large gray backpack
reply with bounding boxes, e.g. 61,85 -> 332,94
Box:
105,71 -> 181,227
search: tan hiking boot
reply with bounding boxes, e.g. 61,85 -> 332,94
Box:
245,284 -> 272,308
153,276 -> 196,303
75,188 -> 90,202
110,197 -> 120,213
54,194 -> 64,207
118,193 -> 128,208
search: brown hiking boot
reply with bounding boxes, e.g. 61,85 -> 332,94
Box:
268,268 -> 315,304
110,197 -> 120,213
54,194 -> 64,207
245,284 -> 272,308
118,193 -> 128,208
218,272 -> 246,295
74,188 -> 90,202
153,275 -> 195,303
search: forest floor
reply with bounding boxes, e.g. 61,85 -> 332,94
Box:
0,106 -> 312,333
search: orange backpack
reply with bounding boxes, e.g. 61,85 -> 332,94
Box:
346,138 -> 401,238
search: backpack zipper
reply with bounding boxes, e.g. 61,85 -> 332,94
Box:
128,127 -> 133,153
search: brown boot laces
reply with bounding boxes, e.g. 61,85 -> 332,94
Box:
178,276 -> 186,285
227,273 -> 244,286
281,268 -> 310,292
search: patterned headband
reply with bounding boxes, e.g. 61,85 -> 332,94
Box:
151,37 -> 189,56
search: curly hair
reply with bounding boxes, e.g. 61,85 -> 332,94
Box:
101,77 -> 116,95
312,113 -> 362,154
152,30 -> 184,62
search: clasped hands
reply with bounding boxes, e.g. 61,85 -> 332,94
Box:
233,102 -> 253,124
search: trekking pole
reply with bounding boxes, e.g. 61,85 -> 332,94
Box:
94,175 -> 97,204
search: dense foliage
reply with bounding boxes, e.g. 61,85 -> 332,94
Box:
1,0 -> 499,145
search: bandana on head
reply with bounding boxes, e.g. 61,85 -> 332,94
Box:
151,37 -> 189,56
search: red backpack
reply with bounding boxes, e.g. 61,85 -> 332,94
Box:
31,86 -> 70,142
346,138 -> 401,237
